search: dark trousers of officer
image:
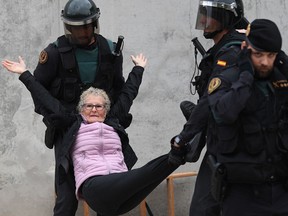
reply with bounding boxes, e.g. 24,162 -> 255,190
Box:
189,152 -> 221,216
222,182 -> 288,216
54,163 -> 78,216
180,101 -> 221,216
81,154 -> 178,216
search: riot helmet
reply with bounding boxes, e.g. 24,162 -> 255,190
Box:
195,0 -> 244,38
61,0 -> 100,46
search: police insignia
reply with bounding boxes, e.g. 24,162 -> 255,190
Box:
272,80 -> 288,89
208,78 -> 221,94
39,50 -> 48,64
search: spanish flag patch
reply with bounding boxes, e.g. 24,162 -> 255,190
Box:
217,60 -> 227,67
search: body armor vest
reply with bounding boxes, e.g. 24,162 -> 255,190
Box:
54,34 -> 116,111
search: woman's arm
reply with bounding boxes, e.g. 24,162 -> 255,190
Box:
109,54 -> 147,119
2,57 -> 68,117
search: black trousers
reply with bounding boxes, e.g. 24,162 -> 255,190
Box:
222,182 -> 288,216
81,154 -> 178,216
180,101 -> 220,216
189,152 -> 221,216
54,162 -> 78,216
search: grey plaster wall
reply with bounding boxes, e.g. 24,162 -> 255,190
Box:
0,0 -> 287,216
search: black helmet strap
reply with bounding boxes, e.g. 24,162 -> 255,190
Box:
203,29 -> 223,39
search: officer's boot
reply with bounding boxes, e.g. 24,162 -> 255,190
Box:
184,131 -> 206,162
180,101 -> 196,121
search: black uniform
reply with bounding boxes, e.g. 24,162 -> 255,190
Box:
34,34 -> 124,113
176,30 -> 245,216
33,34 -> 126,216
207,59 -> 288,215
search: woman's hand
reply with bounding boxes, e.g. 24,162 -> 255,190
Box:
131,53 -> 147,68
2,56 -> 27,74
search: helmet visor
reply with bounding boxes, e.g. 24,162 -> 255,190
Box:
63,20 -> 99,46
195,1 -> 237,30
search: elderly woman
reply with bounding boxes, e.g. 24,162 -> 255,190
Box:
2,54 -> 187,215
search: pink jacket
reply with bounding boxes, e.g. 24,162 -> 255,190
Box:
71,121 -> 128,199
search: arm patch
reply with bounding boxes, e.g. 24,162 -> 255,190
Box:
208,78 -> 221,94
39,50 -> 48,64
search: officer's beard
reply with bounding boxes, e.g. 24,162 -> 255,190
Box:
74,35 -> 97,50
254,68 -> 274,80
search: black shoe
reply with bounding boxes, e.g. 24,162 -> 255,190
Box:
180,101 -> 196,121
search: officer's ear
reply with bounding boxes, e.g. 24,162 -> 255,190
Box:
241,41 -> 247,50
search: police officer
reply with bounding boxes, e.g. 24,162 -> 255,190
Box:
169,0 -> 249,215
33,0 -> 129,215
207,18 -> 288,216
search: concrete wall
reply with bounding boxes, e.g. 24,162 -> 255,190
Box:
0,0 -> 287,215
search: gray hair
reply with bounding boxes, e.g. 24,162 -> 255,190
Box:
77,87 -> 111,113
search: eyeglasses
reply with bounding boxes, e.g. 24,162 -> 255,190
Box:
82,103 -> 105,111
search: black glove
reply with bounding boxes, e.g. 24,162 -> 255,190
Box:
275,50 -> 288,77
168,136 -> 186,166
44,113 -> 77,129
118,113 -> 133,129
275,50 -> 288,65
168,146 -> 186,166
238,47 -> 254,75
